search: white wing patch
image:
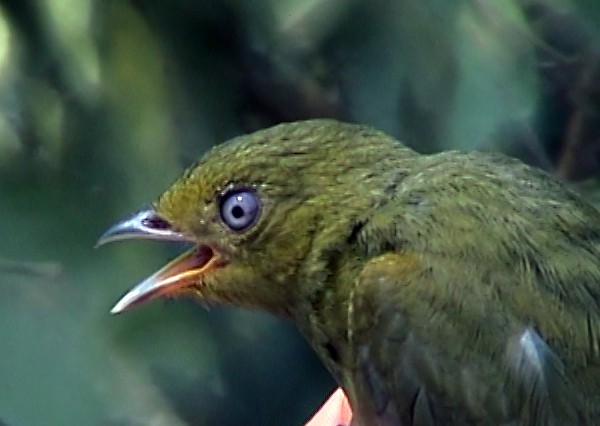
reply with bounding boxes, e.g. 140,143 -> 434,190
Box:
505,327 -> 577,425
518,328 -> 547,374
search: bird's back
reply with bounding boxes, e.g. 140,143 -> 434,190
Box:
341,150 -> 600,425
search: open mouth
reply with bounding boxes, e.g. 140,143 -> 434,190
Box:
97,209 -> 222,314
110,245 -> 219,314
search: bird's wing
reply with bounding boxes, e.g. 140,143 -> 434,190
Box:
345,154 -> 600,425
348,251 -> 581,426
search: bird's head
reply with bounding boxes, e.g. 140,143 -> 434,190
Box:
99,120 -> 414,317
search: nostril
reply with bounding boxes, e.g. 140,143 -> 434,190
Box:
142,215 -> 171,230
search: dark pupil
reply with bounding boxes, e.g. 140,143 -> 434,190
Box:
231,205 -> 245,219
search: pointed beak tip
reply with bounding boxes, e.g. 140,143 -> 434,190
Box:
109,286 -> 147,314
110,295 -> 135,315
95,226 -> 125,250
95,236 -> 109,249
109,305 -> 124,315
96,225 -> 119,248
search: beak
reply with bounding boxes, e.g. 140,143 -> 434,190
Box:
96,209 -> 192,246
98,209 -> 220,314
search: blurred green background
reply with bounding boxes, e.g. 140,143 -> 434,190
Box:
1,0 -> 600,424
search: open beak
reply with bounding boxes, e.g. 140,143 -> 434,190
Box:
97,209 -> 220,314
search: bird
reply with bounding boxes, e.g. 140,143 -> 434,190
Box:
98,119 -> 600,425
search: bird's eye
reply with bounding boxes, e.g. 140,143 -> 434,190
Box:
219,189 -> 261,231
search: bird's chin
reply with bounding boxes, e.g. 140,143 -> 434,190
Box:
110,244 -> 223,314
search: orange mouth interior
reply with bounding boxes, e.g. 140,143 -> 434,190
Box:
111,245 -> 220,313
153,245 -> 215,289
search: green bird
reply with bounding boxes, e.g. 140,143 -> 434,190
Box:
99,119 -> 600,425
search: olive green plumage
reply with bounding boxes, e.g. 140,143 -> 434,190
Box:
121,120 -> 600,425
